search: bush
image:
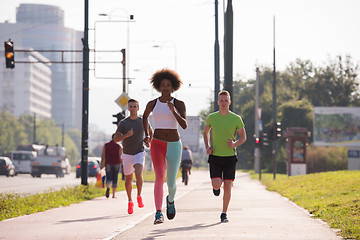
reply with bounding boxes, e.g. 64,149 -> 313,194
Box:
307,145 -> 347,173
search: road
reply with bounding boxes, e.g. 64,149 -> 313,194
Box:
0,172 -> 96,195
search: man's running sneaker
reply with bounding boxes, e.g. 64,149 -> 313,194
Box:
166,195 -> 176,220
220,212 -> 229,223
105,188 -> 110,198
137,195 -> 144,208
213,188 -> 220,196
154,211 -> 164,225
128,201 -> 134,214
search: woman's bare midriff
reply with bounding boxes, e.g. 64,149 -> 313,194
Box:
153,129 -> 180,142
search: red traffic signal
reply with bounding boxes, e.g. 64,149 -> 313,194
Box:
4,40 -> 15,69
255,137 -> 260,147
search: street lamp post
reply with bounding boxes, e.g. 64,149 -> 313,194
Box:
98,9 -> 133,87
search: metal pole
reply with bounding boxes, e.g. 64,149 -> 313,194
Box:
214,0 -> 220,111
122,49 -> 126,93
62,123 -> 64,147
224,0 -> 233,110
272,16 -> 277,180
33,113 -> 36,144
81,0 -> 89,185
254,67 -> 260,174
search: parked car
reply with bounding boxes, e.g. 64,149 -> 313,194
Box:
0,156 -> 16,177
76,157 -> 100,178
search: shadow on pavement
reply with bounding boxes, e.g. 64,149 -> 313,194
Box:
143,222 -> 222,239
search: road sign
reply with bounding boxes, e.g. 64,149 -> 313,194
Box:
115,93 -> 130,110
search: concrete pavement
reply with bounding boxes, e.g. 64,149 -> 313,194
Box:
0,171 -> 342,240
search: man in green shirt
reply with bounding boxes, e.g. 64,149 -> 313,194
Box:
203,90 -> 247,223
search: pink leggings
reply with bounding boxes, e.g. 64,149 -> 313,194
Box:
150,138 -> 182,211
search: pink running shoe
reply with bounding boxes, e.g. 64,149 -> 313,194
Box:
137,195 -> 144,208
128,201 -> 134,214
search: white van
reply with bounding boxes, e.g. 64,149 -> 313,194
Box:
11,150 -> 37,174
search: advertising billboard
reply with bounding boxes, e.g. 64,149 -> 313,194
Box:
313,107 -> 360,147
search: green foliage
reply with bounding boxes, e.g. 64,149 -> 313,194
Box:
227,55 -> 360,172
307,145 -> 347,173
0,185 -> 105,221
279,99 -> 313,132
253,171 -> 360,240
0,112 -> 79,163
0,172 -> 160,221
0,172 -> 139,221
0,111 -> 27,156
66,129 -> 81,152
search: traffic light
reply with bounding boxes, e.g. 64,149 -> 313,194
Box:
260,131 -> 269,147
254,137 -> 260,148
113,111 -> 125,125
121,49 -> 126,66
275,122 -> 282,139
4,40 -> 15,69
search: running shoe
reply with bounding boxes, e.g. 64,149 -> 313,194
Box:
220,213 -> 229,223
105,188 -> 110,198
154,211 -> 164,225
213,188 -> 220,196
128,201 -> 134,214
166,195 -> 176,220
137,195 -> 144,208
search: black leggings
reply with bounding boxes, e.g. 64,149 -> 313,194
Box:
105,164 -> 120,188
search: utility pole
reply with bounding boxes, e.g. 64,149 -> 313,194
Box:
33,113 -> 36,144
61,123 -> 65,147
224,0 -> 233,111
81,0 -> 89,185
214,0 -> 220,111
272,16 -> 277,180
254,67 -> 260,175
121,49 -> 126,94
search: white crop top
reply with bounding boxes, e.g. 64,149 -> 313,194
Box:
152,98 -> 178,129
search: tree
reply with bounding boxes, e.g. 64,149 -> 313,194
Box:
279,99 -> 313,140
199,55 -> 359,173
305,55 -> 359,106
0,111 -> 27,156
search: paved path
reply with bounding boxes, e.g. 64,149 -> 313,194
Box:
0,171 -> 342,240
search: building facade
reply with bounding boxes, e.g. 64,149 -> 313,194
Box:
0,4 -> 83,129
0,50 -> 52,119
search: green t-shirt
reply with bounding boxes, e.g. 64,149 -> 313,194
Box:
206,111 -> 244,157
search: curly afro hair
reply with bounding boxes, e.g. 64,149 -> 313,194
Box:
150,68 -> 182,92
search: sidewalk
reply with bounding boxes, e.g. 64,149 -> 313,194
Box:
0,171 -> 342,240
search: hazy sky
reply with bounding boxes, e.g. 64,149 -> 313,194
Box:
1,0 -> 360,134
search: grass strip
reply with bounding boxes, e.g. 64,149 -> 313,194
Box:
0,170 -> 180,221
0,184 -> 107,221
251,171 -> 360,240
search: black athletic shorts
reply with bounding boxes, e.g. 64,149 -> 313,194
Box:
208,155 -> 237,180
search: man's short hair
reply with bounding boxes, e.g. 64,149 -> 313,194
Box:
128,99 -> 138,104
218,90 -> 230,97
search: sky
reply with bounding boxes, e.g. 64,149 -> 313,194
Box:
1,0 -> 360,135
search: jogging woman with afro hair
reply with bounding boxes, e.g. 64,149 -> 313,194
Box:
143,68 -> 187,224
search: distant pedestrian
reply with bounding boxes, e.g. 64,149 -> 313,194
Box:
114,99 -> 153,214
180,146 -> 193,182
203,90 -> 247,223
143,68 -> 187,224
101,134 -> 123,198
